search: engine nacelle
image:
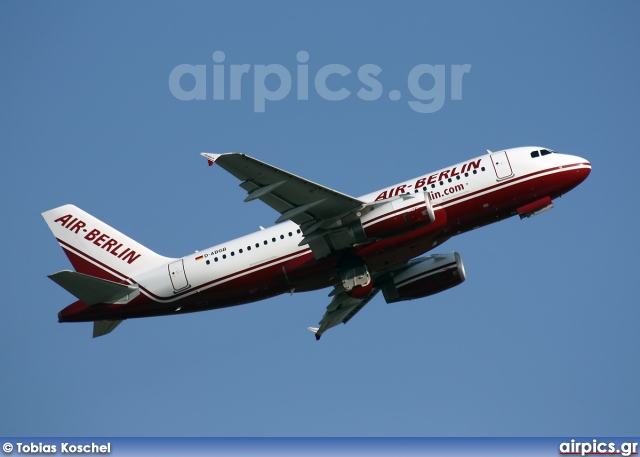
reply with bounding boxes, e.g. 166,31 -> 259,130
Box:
360,192 -> 435,239
381,252 -> 466,303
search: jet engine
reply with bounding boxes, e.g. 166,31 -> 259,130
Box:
381,252 -> 466,303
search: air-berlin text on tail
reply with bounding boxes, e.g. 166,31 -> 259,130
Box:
53,214 -> 142,264
375,158 -> 482,201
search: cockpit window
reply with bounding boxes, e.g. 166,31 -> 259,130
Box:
531,149 -> 557,158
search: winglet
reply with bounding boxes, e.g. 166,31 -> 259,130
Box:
307,327 -> 322,341
200,152 -> 222,167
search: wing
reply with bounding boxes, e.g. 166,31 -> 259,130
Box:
308,286 -> 380,340
202,152 -> 370,258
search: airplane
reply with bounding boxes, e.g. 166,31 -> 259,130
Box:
42,146 -> 591,339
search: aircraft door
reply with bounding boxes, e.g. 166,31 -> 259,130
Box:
490,151 -> 514,180
168,259 -> 189,291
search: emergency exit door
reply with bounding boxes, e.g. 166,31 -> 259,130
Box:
168,260 -> 189,291
490,151 -> 514,180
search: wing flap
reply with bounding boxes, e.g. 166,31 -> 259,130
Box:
48,270 -> 139,306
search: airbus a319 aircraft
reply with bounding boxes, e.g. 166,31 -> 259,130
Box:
43,147 -> 590,339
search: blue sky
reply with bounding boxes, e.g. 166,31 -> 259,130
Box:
1,1 -> 639,437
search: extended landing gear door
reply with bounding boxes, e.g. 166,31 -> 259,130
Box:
168,259 -> 190,292
490,151 -> 514,180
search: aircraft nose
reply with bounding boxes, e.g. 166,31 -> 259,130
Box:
566,156 -> 591,189
579,157 -> 591,179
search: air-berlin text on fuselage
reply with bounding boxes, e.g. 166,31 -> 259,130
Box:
375,158 -> 481,201
54,214 -> 141,264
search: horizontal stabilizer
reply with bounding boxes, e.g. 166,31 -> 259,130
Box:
48,270 -> 139,306
93,320 -> 123,338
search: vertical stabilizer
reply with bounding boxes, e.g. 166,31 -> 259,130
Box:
42,204 -> 171,281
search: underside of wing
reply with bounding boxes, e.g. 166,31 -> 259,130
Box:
202,152 -> 370,258
309,286 -> 380,340
201,152 -> 364,224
